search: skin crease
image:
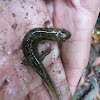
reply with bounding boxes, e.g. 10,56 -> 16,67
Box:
0,0 -> 100,100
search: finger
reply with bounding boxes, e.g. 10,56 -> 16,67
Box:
38,41 -> 72,100
47,58 -> 71,100
93,57 -> 100,66
53,0 -> 69,28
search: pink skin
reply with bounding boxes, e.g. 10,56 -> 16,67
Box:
93,57 -> 100,66
0,0 -> 100,100
53,0 -> 100,95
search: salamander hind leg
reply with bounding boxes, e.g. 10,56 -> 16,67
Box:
21,58 -> 31,66
40,47 -> 52,61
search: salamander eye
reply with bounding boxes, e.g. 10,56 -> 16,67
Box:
61,29 -> 66,33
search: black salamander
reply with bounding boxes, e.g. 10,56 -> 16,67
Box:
22,27 -> 71,100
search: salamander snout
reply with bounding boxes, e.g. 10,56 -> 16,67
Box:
58,29 -> 71,42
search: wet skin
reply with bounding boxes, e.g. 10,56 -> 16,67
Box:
22,27 -> 71,100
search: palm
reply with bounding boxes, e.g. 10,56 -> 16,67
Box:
0,0 -> 99,100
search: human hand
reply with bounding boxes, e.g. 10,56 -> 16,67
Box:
0,0 -> 99,100
51,0 -> 100,95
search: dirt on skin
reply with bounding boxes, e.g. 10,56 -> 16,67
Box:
0,0 -> 71,100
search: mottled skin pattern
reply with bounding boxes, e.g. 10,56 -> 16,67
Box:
22,28 -> 71,100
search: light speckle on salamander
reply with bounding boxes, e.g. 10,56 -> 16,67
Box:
22,27 -> 71,100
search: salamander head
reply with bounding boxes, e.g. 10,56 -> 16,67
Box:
56,29 -> 71,42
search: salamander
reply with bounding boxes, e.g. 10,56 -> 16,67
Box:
22,27 -> 71,100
